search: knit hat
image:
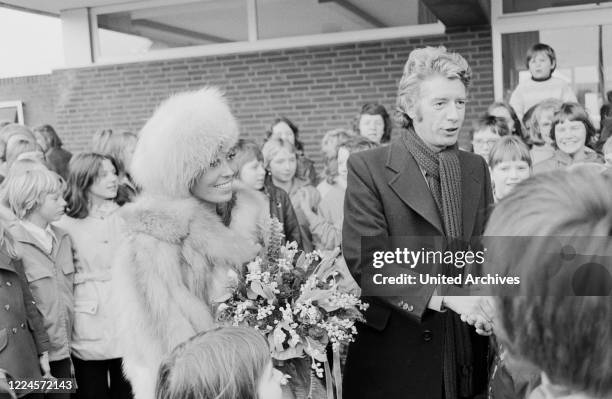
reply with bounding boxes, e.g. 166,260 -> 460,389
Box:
131,87 -> 240,197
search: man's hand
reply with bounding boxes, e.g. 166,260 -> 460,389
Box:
0,371 -> 17,399
442,296 -> 495,336
39,351 -> 52,378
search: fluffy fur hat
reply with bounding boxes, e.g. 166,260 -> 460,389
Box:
131,87 -> 239,197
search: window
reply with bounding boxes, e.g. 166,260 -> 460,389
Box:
92,0 -> 439,61
501,25 -> 612,126
95,0 -> 247,59
0,101 -> 24,124
255,0 -> 437,40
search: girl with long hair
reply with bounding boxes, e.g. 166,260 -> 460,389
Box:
56,153 -> 133,399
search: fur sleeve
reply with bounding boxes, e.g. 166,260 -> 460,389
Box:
124,233 -> 215,353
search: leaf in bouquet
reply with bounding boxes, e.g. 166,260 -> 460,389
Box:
303,336 -> 328,362
294,252 -> 308,271
297,287 -> 334,309
248,280 -> 277,301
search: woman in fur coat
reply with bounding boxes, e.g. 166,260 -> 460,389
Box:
112,87 -> 267,399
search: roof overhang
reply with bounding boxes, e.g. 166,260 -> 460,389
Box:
421,0 -> 490,27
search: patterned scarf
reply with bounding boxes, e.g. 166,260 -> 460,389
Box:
401,127 -> 463,239
402,127 -> 475,399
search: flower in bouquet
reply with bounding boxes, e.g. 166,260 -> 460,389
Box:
216,218 -> 368,398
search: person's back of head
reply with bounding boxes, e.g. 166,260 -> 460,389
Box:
485,170 -> 612,398
0,124 -> 36,162
91,128 -> 138,177
5,137 -> 39,169
33,124 -> 63,152
155,327 -> 279,399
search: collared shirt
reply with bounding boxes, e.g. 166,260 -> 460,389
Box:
20,220 -> 56,255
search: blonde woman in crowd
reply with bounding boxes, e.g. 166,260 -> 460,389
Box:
91,129 -> 139,205
112,88 -> 262,399
526,98 -> 562,165
317,128 -> 354,198
262,138 -> 319,252
56,153 -> 133,399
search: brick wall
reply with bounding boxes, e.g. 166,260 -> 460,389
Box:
0,75 -> 57,127
0,25 -> 493,166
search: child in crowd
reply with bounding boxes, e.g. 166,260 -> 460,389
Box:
32,125 -> 73,180
533,102 -> 603,173
488,136 -> 532,202
509,43 -> 576,118
262,138 -> 319,252
155,327 -> 284,399
318,128 -> 354,198
487,102 -> 525,141
222,138 -> 303,248
267,117 -> 317,185
5,168 -> 74,398
471,115 -> 511,163
55,153 -> 133,399
0,220 -> 51,399
296,136 -> 378,252
526,99 -> 562,165
354,103 -> 392,145
91,129 -> 139,205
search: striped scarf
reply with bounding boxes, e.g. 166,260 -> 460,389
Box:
402,127 -> 475,399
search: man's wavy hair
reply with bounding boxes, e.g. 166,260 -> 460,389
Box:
395,46 -> 471,129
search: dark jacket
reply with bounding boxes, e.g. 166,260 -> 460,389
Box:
45,147 -> 72,181
0,249 -> 50,381
264,182 -> 303,250
342,138 -> 493,399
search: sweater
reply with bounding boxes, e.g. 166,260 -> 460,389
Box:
509,77 -> 577,118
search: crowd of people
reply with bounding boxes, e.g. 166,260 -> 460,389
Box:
0,42 -> 610,399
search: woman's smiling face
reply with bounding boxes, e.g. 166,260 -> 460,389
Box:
555,119 -> 586,156
191,152 -> 235,205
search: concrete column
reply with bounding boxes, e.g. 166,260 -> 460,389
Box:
60,8 -> 93,66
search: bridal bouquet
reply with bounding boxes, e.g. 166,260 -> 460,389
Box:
216,219 -> 367,399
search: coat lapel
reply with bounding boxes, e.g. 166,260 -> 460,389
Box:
386,142 -> 444,234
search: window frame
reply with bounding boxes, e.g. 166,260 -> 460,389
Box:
491,0 -> 612,99
87,0 -> 445,67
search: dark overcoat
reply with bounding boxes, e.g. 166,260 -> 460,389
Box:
342,138 -> 493,399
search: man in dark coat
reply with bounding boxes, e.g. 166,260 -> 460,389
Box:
342,46 -> 494,399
